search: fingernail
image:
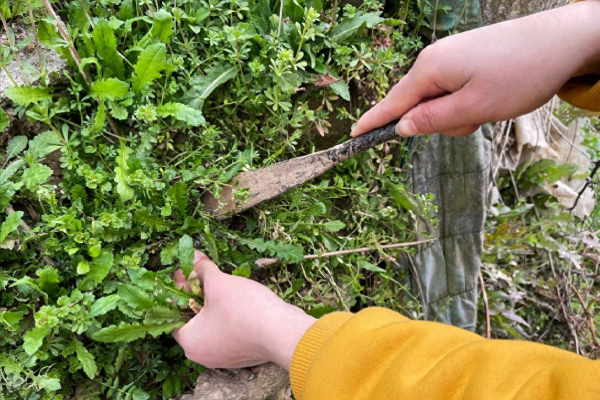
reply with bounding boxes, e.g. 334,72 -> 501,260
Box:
396,118 -> 419,137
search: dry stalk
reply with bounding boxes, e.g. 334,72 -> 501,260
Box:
0,8 -> 31,85
39,0 -> 123,138
479,272 -> 491,339
27,0 -> 44,78
255,238 -> 436,267
406,253 -> 427,319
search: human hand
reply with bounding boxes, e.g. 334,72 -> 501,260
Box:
351,1 -> 600,138
172,251 -> 316,371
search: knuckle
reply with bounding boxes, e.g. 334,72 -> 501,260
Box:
417,106 -> 438,133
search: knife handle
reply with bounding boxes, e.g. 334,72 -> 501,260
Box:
328,119 -> 400,163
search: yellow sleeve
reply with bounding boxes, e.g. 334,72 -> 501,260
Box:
290,307 -> 600,400
558,75 -> 600,112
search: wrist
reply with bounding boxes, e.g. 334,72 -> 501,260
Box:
564,1 -> 600,76
261,304 -> 316,371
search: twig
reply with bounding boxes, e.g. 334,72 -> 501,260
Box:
27,0 -> 44,78
255,238 -> 436,267
406,253 -> 427,320
568,281 -> 599,352
0,8 -> 30,85
39,0 -> 122,138
570,159 -> 600,212
548,251 -> 581,355
479,272 -> 491,339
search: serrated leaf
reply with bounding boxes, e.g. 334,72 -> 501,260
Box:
114,142 -> 134,201
90,102 -> 106,134
279,72 -> 298,92
323,220 -> 346,232
180,64 -> 236,110
239,238 -> 304,263
167,181 -> 188,217
5,136 -> 27,161
179,234 -> 194,278
0,310 -> 24,329
144,306 -> 183,324
23,326 -> 50,355
330,12 -> 384,41
28,131 -> 63,159
109,102 -> 129,120
128,268 -> 156,291
132,43 -> 167,93
92,19 -> 125,79
329,79 -> 350,101
151,9 -> 174,44
90,78 -> 129,101
160,242 -> 179,265
81,251 -> 114,289
90,294 -> 120,317
0,211 -> 22,242
73,338 -> 97,379
0,106 -> 9,131
92,321 -> 185,342
22,164 -> 53,190
0,159 -> 25,184
118,284 -> 155,311
157,103 -> 205,126
4,86 -> 52,106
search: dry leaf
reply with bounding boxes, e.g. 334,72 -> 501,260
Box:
312,74 -> 341,87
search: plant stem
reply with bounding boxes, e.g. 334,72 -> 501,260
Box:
0,8 -> 31,85
27,0 -> 44,78
0,63 -> 17,86
255,238 -> 437,267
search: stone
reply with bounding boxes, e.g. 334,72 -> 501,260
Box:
180,363 -> 292,400
0,19 -> 67,105
480,0 -> 570,25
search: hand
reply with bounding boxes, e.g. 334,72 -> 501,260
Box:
351,1 -> 600,138
172,251 -> 316,370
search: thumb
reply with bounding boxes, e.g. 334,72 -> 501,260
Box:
350,70 -> 446,137
395,90 -> 480,137
173,250 -> 219,291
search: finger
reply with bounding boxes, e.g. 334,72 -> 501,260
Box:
172,251 -> 219,291
438,124 -> 481,137
192,250 -> 219,282
395,90 -> 480,137
350,71 -> 446,137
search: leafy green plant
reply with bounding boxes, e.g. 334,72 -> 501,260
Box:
0,0 -> 432,398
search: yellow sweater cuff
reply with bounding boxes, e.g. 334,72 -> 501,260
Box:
289,312 -> 352,400
558,75 -> 600,112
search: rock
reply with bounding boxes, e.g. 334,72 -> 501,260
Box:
180,363 -> 292,400
0,19 -> 67,105
480,0 -> 570,25
0,19 -> 67,169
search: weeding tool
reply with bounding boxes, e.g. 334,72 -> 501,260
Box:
202,119 -> 400,219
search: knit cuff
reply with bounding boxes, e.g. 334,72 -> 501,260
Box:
558,76 -> 600,112
289,312 -> 352,400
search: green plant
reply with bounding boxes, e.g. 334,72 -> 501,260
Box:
0,0 -> 431,398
